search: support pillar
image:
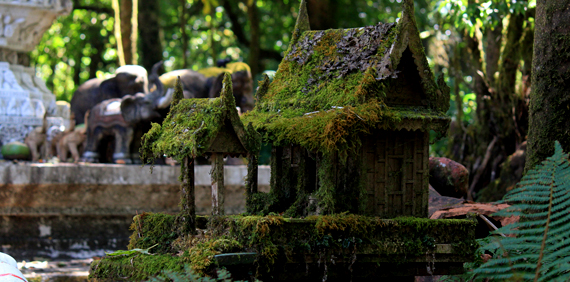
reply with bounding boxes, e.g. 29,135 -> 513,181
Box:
246,153 -> 258,212
211,153 -> 225,215
177,156 -> 196,234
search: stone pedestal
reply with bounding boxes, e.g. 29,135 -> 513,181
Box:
0,62 -> 41,144
0,0 -> 72,145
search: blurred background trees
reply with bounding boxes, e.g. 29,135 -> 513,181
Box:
31,0 -> 536,201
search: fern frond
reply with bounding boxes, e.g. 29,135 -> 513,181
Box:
473,141 -> 570,281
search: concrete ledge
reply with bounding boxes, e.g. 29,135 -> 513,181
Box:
0,162 -> 271,260
0,162 -> 270,186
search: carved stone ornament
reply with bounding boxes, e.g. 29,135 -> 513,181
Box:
0,0 -> 72,52
0,0 -> 72,146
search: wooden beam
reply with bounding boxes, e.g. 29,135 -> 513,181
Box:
211,153 -> 225,215
178,156 -> 196,234
246,153 -> 258,212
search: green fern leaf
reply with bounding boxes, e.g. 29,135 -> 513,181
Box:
473,141 -> 570,281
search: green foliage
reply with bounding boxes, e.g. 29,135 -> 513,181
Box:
31,1 -> 115,101
471,141 -> 570,281
434,0 -> 532,36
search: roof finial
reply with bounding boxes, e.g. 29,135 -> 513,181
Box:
291,0 -> 310,45
220,72 -> 235,107
171,76 -> 184,107
256,74 -> 270,102
400,0 -> 415,24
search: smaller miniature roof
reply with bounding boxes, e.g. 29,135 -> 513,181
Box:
141,73 -> 260,161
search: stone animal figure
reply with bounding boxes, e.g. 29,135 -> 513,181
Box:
82,61 -> 172,164
24,114 -> 47,162
57,113 -> 87,163
70,65 -> 149,125
159,62 -> 254,112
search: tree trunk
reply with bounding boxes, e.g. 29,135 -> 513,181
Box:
247,0 -> 260,78
526,0 -> 570,171
454,10 -> 529,199
88,25 -> 104,79
485,24 -> 503,87
119,0 -> 133,65
112,0 -> 125,66
131,0 -> 138,65
179,0 -> 188,68
306,0 -> 338,30
138,0 -> 162,72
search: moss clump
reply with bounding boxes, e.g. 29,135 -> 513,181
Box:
141,73 -> 260,164
89,253 -> 185,281
128,212 -> 177,254
182,236 -> 243,274
141,98 -> 226,162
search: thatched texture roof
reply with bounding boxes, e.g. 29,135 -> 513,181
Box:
141,73 -> 260,161
242,0 -> 450,155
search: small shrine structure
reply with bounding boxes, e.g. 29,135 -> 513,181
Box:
242,0 -> 450,218
89,1 -> 476,281
141,74 -> 261,231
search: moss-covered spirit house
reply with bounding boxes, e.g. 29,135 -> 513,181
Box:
141,74 -> 261,229
243,0 -> 450,218
89,1 -> 477,281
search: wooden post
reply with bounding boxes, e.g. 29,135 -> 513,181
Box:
211,153 -> 225,215
178,156 -> 196,234
245,153 -> 258,212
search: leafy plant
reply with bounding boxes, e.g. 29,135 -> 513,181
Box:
471,141 -> 570,281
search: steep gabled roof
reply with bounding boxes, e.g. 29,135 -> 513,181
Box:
141,73 -> 260,161
242,0 -> 450,156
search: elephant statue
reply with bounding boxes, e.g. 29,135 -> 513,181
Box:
158,62 -> 254,112
70,64 -> 149,125
81,62 -> 172,164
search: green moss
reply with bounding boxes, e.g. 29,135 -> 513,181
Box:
128,212 -> 177,253
186,237 -> 243,274
141,98 -> 226,162
141,73 -> 261,165
89,253 -> 185,281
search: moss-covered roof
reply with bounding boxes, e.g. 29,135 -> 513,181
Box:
141,73 -> 261,161
242,0 -> 449,155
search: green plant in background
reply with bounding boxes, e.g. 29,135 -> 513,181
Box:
469,141 -> 570,281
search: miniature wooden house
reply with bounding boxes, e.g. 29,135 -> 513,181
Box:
141,73 -> 260,230
242,0 -> 450,218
